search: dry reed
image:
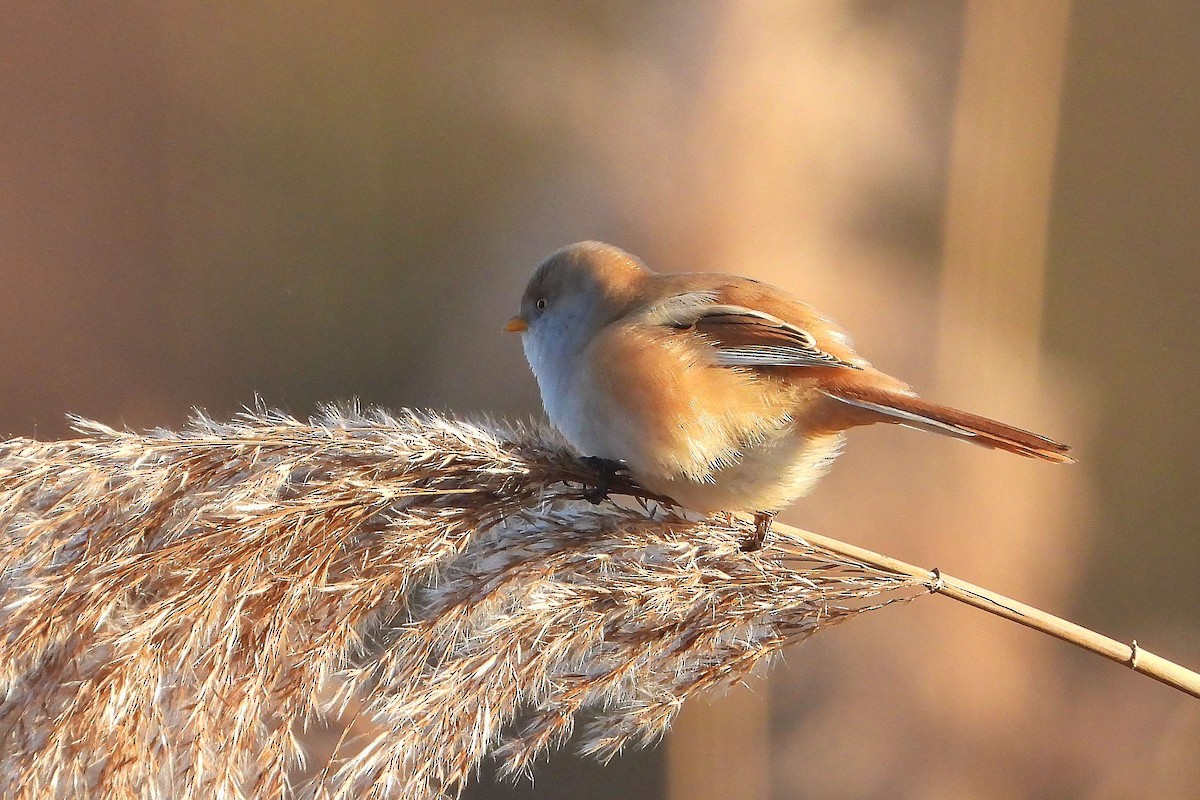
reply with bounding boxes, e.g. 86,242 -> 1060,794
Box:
0,407 -> 921,799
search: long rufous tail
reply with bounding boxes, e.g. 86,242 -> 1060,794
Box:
824,385 -> 1074,464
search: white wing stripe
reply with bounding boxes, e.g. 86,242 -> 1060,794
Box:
714,345 -> 854,368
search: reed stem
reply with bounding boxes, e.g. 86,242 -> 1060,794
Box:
769,521 -> 1200,699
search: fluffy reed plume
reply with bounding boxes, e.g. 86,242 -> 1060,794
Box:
0,407 -> 920,799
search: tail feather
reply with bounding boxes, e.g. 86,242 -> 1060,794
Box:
824,385 -> 1074,464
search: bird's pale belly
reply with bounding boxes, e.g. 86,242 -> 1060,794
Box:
633,429 -> 845,514
557,380 -> 843,514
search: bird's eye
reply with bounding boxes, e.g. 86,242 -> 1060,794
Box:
535,298 -> 547,310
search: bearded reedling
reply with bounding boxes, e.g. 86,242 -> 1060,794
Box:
507,242 -> 1072,549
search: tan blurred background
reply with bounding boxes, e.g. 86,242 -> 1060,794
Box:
2,2 -> 1198,798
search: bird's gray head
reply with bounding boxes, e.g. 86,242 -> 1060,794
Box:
506,241 -> 650,410
507,241 -> 648,337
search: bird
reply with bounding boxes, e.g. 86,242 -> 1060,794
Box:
505,241 -> 1073,550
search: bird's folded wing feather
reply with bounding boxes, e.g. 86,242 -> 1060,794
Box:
638,291 -> 861,370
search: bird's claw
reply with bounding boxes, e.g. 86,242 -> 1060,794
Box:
579,456 -> 626,504
740,512 -> 775,552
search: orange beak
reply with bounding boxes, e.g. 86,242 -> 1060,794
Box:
504,316 -> 529,333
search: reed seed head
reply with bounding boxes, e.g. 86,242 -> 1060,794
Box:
0,406 -> 919,799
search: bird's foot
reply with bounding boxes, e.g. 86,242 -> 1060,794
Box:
740,512 -> 775,552
579,456 -> 626,504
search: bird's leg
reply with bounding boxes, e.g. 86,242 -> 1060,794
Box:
579,456 -> 626,504
740,511 -> 775,552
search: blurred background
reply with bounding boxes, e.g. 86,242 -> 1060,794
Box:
2,2 -> 1198,797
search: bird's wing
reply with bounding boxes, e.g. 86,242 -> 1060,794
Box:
691,304 -> 863,369
636,290 -> 861,370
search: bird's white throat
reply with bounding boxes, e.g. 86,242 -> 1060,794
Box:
522,297 -> 599,444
